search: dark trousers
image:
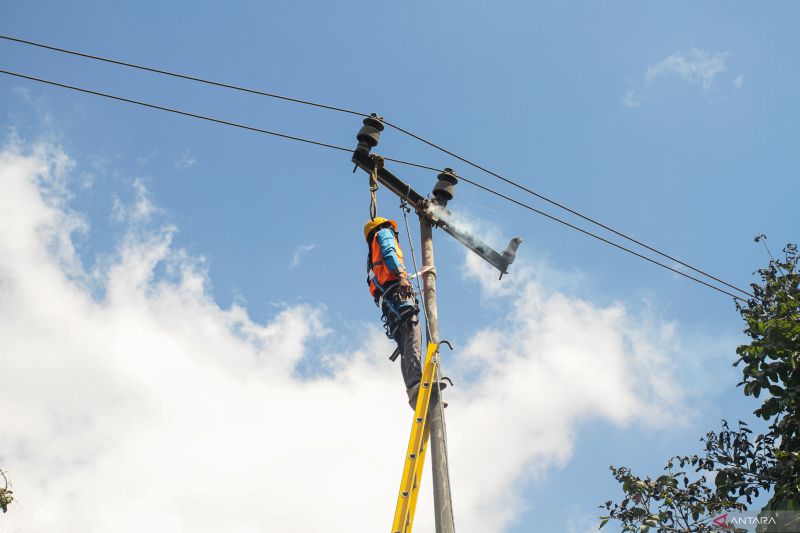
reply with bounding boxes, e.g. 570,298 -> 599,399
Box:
394,315 -> 423,391
378,285 -> 423,391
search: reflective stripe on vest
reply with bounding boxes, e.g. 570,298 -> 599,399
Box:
368,268 -> 385,294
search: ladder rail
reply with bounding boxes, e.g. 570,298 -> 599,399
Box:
391,343 -> 440,533
405,421 -> 431,531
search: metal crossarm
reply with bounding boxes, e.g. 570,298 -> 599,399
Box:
391,342 -> 440,533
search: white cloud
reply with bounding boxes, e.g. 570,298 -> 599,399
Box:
623,49 -> 734,108
645,49 -> 728,91
733,75 -> 744,88
111,177 -> 159,223
174,149 -> 196,170
0,143 -> 691,532
289,243 -> 317,269
621,88 -> 640,108
448,254 -> 688,529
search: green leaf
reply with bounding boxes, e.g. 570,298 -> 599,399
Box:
769,385 -> 785,396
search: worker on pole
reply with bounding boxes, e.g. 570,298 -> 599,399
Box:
364,216 -> 424,408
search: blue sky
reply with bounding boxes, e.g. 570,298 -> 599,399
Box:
1,2 -> 798,532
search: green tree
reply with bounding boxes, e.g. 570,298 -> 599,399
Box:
0,468 -> 12,513
600,242 -> 800,532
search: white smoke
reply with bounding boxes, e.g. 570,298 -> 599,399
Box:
427,202 -> 500,243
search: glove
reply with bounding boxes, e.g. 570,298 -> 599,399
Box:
397,271 -> 415,298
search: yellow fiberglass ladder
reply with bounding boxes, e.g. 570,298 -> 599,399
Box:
391,342 -> 441,533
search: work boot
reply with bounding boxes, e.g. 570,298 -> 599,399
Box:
407,381 -> 449,410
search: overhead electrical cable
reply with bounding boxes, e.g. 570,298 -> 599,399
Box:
0,35 -> 369,119
449,172 -> 749,300
380,119 -> 754,298
0,33 -> 751,298
0,67 -> 749,301
0,69 -> 355,153
0,68 -> 438,172
0,33 -> 750,297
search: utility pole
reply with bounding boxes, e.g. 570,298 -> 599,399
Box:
420,215 -> 456,533
352,114 -> 521,533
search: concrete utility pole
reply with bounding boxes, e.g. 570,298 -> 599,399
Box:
420,216 -> 456,533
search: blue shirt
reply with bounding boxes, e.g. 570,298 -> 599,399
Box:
376,228 -> 405,275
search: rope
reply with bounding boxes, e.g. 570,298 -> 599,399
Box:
400,198 -> 431,341
369,155 -> 383,221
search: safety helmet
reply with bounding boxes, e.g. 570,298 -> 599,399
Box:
363,217 -> 398,242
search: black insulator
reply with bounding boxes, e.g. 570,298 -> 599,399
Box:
356,113 -> 384,151
433,168 -> 458,203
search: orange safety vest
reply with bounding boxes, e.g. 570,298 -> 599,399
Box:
367,231 -> 405,299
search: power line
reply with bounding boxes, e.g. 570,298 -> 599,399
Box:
0,35 -> 368,119
0,69 -> 354,154
0,33 -> 751,297
381,119 -> 753,298
450,173 -> 749,300
0,68 -> 443,173
0,67 -> 435,175
0,67 -> 749,301
364,160 -> 752,300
